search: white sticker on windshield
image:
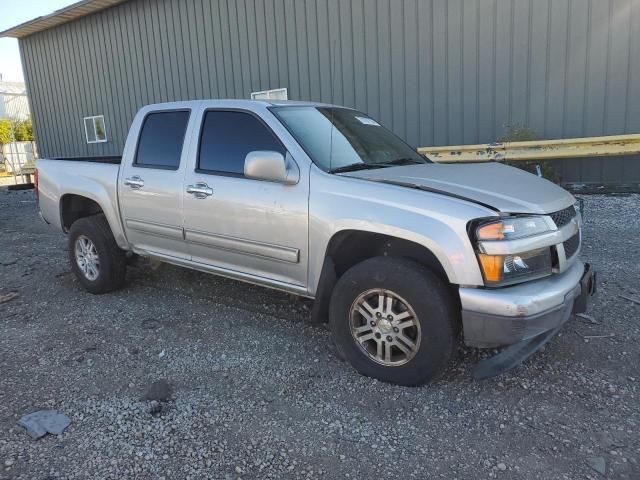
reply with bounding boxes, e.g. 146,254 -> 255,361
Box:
355,116 -> 380,126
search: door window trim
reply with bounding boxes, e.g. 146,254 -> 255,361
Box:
132,108 -> 192,171
195,108 -> 287,178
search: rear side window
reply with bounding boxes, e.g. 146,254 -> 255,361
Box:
198,110 -> 284,175
135,111 -> 190,169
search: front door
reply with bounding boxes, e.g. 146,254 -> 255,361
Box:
182,109 -> 308,287
118,110 -> 192,259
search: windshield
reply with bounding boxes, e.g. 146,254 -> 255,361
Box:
271,106 -> 429,172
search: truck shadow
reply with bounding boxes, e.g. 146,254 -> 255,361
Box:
124,258 -> 312,325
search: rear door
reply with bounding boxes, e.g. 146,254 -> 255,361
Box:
118,109 -> 192,259
182,108 -> 309,287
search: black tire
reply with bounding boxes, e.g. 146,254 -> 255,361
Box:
68,214 -> 127,294
329,257 -> 457,386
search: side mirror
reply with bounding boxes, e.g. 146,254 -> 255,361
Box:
244,151 -> 299,185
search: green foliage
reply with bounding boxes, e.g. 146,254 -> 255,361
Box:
498,123 -> 538,143
0,119 -> 12,145
0,118 -> 35,144
94,118 -> 105,141
497,123 -> 560,183
13,119 -> 34,142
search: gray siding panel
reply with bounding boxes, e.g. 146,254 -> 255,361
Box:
417,0 -> 433,146
305,0 -> 321,103
494,0 -> 512,138
21,42 -> 46,154
510,0 -> 530,128
17,44 -> 36,133
404,0 -> 419,146
431,0 -> 446,144
19,0 -> 640,184
461,0 -> 478,144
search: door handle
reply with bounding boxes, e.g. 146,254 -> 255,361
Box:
124,176 -> 144,189
186,182 -> 213,199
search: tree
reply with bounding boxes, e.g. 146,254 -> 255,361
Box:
0,119 -> 12,145
13,119 -> 34,142
497,123 -> 538,143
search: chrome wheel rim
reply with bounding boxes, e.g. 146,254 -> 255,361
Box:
349,288 -> 421,366
74,235 -> 100,281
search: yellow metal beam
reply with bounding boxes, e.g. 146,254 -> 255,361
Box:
418,134 -> 640,163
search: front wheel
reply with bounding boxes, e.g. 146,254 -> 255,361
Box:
68,214 -> 126,294
329,257 -> 457,386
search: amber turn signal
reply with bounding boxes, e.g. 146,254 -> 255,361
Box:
477,254 -> 503,283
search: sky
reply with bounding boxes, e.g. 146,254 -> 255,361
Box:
0,0 -> 77,83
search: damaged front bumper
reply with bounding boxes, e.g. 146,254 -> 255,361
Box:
459,261 -> 596,378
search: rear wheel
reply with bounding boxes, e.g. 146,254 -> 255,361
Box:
329,257 -> 457,386
68,214 -> 126,294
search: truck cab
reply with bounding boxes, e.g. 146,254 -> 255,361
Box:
118,101 -> 310,291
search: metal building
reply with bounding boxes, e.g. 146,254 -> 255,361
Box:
1,0 -> 639,186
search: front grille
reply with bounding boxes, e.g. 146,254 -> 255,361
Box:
550,206 -> 576,228
563,232 -> 580,259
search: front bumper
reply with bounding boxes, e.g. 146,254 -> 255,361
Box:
460,261 -> 596,348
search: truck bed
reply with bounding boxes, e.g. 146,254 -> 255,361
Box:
37,158 -> 126,246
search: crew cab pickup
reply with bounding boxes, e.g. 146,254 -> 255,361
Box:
37,100 -> 595,385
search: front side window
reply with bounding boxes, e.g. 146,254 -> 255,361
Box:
135,111 -> 190,169
198,110 -> 285,175
271,107 -> 428,172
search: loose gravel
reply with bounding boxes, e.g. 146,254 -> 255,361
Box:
0,189 -> 638,479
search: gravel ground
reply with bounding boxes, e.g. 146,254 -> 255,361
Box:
0,189 -> 638,480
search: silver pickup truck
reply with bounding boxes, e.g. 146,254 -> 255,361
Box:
36,100 -> 595,385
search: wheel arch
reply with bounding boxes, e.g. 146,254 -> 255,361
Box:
309,229 -> 457,324
60,193 -> 104,232
58,192 -> 128,250
327,230 -> 449,280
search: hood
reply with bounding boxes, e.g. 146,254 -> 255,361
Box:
340,162 -> 575,214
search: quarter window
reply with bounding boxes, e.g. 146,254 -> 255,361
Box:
135,111 -> 190,169
198,110 -> 284,175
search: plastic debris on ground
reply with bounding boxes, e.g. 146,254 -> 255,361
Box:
18,410 -> 71,439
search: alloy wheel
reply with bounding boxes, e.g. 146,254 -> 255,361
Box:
74,235 -> 100,281
349,288 -> 421,366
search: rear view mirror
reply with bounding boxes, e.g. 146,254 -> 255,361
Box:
244,151 -> 299,185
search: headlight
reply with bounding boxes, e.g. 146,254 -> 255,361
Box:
476,216 -> 551,241
472,216 -> 554,286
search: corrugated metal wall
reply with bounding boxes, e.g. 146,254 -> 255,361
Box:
20,0 -> 640,184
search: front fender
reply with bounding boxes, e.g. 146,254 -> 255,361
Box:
308,169 -> 497,294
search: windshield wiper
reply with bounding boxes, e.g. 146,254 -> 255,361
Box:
329,163 -> 389,174
330,157 -> 425,173
379,157 -> 426,166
